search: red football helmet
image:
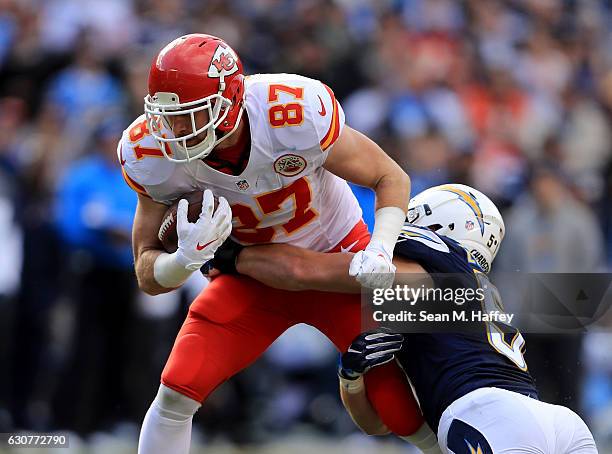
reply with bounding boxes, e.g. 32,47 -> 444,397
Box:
144,34 -> 245,162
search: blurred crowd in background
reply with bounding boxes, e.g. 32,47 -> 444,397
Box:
0,0 -> 611,451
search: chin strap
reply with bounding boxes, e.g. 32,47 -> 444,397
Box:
213,101 -> 245,146
218,73 -> 226,93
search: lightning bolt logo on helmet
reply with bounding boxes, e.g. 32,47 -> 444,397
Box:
437,184 -> 485,235
466,441 -> 485,454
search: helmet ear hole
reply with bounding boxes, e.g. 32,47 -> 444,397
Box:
448,223 -> 455,231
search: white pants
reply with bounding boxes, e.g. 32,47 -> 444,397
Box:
437,387 -> 597,454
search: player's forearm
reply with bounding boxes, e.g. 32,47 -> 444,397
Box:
236,244 -> 359,293
324,127 -> 409,255
339,380 -> 389,435
324,126 -> 410,213
369,165 -> 410,252
135,248 -> 180,295
235,244 -> 429,292
373,166 -> 410,213
132,194 -> 189,295
235,245 -> 303,290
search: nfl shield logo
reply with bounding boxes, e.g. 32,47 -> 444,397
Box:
236,179 -> 250,191
465,220 -> 475,231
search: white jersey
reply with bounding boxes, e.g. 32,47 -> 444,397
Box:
119,74 -> 362,251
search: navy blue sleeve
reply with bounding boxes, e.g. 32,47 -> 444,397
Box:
394,224 -> 475,275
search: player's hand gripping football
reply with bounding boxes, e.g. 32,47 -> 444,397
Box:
339,328 -> 404,381
348,239 -> 396,289
174,189 -> 232,271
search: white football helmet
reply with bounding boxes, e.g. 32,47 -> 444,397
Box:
407,184 -> 505,273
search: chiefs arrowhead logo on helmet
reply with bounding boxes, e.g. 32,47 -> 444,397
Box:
208,44 -> 239,79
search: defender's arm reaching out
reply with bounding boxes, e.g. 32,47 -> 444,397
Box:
215,240 -> 441,452
338,328 -> 441,453
232,242 -> 425,293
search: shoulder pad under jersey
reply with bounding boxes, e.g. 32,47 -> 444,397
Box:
117,115 -> 176,197
245,74 -> 345,154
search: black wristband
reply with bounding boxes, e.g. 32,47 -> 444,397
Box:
212,238 -> 244,274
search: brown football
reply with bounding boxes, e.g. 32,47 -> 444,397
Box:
158,190 -> 216,253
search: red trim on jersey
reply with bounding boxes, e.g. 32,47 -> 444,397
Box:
319,84 -> 341,151
118,144 -> 126,166
121,167 -> 150,198
204,116 -> 251,175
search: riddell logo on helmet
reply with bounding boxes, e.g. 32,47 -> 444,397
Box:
208,45 -> 239,78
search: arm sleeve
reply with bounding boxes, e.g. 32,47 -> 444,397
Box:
395,226 -> 459,274
306,80 -> 346,153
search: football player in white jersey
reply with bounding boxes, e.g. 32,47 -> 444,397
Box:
225,184 -> 598,453
121,34 -> 442,454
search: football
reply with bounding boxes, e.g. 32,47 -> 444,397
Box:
158,190 -> 217,253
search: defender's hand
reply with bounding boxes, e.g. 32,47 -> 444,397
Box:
348,239 -> 396,289
209,238 -> 245,274
339,329 -> 404,380
175,189 -> 232,271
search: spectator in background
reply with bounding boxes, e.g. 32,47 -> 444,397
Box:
502,163 -> 604,273
44,30 -> 124,152
5,95 -> 64,431
39,0 -> 136,57
396,128 -> 452,196
52,118 -> 137,434
582,328 -> 612,447
497,162 -> 605,414
54,117 -> 135,269
0,95 -> 23,431
603,154 -> 612,274
461,66 -> 531,202
599,70 -> 612,268
558,87 -> 611,202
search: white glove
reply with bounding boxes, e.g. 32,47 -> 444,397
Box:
174,189 -> 232,271
348,239 -> 396,289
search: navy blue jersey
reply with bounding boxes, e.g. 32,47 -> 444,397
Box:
393,224 -> 538,431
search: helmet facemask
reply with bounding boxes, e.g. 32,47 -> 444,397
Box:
146,35 -> 247,163
144,91 -> 233,163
